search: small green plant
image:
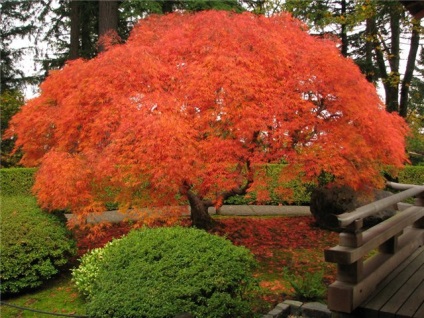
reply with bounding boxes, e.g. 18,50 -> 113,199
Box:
283,268 -> 326,301
74,226 -> 258,318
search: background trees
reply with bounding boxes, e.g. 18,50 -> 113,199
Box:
2,0 -> 421,117
258,0 -> 423,118
6,11 -> 408,229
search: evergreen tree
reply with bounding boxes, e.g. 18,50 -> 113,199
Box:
0,1 -> 48,90
281,0 -> 423,118
406,49 -> 424,163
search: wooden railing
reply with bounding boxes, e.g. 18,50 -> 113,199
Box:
325,182 -> 424,315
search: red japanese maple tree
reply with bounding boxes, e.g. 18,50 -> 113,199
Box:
6,11 -> 408,229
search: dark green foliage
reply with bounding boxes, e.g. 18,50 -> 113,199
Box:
0,168 -> 36,196
1,1 -> 52,89
398,166 -> 424,185
82,227 -> 258,318
0,196 -> 76,295
282,268 -> 326,301
1,90 -> 24,167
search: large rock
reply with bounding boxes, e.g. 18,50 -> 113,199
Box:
310,185 -> 396,231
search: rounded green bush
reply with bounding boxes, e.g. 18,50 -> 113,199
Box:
71,240 -> 119,297
77,226 -> 258,318
0,196 -> 76,295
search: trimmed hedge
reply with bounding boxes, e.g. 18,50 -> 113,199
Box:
398,166 -> 424,185
73,227 -> 258,318
0,168 -> 36,196
0,196 -> 76,295
225,164 -> 314,206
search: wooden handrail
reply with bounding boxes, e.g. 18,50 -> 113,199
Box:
387,181 -> 424,190
325,183 -> 424,314
334,185 -> 424,228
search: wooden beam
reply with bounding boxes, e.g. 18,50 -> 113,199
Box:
327,233 -> 424,313
336,187 -> 424,228
325,206 -> 424,264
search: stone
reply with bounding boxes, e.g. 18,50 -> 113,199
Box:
301,302 -> 331,318
283,300 -> 303,316
267,308 -> 285,318
310,185 -> 396,231
174,313 -> 194,318
275,302 -> 291,314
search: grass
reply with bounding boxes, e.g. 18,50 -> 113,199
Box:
0,272 -> 86,318
1,195 -> 339,316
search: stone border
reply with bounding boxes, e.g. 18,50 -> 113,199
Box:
262,300 -> 331,318
65,205 -> 311,223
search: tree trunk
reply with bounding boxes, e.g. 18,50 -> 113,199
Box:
180,162 -> 253,230
187,193 -> 215,230
400,20 -> 421,118
179,181 -> 215,230
340,0 -> 348,57
369,15 -> 398,113
98,0 -> 119,52
161,0 -> 174,14
386,8 -> 401,113
69,0 -> 80,60
80,1 -> 96,59
364,18 -> 375,83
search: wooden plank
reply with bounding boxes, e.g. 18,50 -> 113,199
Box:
395,274 -> 424,317
361,246 -> 424,314
412,300 -> 424,318
379,261 -> 424,316
397,248 -> 424,318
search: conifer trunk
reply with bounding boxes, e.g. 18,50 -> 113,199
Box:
69,0 -> 80,60
98,0 -> 119,52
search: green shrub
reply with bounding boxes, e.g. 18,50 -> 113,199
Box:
0,196 -> 76,295
75,226 -> 258,318
225,165 -> 424,206
283,268 -> 326,301
71,240 -> 119,298
0,168 -> 36,196
398,166 -> 424,185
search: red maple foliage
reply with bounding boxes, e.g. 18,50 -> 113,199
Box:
6,11 -> 408,228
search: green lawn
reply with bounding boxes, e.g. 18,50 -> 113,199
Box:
1,273 -> 86,318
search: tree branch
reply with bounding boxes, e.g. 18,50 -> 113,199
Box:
214,161 -> 254,208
